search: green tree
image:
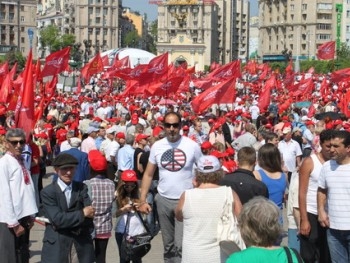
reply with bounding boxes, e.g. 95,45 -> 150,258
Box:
40,25 -> 76,53
5,50 -> 25,70
123,30 -> 140,48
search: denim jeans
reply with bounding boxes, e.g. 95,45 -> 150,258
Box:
288,228 -> 300,252
327,228 -> 350,263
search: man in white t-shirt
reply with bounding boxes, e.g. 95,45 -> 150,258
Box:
318,130 -> 350,263
139,112 -> 202,263
278,127 -> 302,182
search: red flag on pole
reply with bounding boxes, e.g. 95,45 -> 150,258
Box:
16,50 -> 34,139
41,47 -> 71,77
316,41 -> 336,60
0,63 -> 17,103
258,74 -> 276,111
191,77 -> 236,114
80,52 -> 104,80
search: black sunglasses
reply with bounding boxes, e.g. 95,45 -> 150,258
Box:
164,122 -> 180,128
7,139 -> 26,146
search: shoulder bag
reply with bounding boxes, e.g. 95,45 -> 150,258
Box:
120,211 -> 153,261
218,186 -> 246,257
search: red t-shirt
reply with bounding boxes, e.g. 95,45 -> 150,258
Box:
56,128 -> 68,145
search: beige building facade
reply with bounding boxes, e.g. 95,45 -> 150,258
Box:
37,0 -> 120,60
155,0 -> 249,71
0,0 -> 37,57
259,0 -> 343,62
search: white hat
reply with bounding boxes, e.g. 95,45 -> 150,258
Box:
69,137 -> 82,148
197,156 -> 221,173
87,126 -> 99,134
106,127 -> 116,134
282,127 -> 292,134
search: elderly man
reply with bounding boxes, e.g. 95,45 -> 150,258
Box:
41,153 -> 95,263
0,128 -> 38,263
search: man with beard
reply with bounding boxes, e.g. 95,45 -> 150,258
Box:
138,112 -> 202,263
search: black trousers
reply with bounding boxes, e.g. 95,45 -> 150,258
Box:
0,217 -> 31,263
299,212 -> 331,263
94,238 -> 109,263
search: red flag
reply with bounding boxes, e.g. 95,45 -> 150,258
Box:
16,50 -> 34,138
0,63 -> 17,103
191,77 -> 236,114
340,89 -> 350,118
285,60 -> 293,75
145,52 -> 168,79
45,75 -> 58,98
146,76 -> 184,96
331,68 -> 350,83
41,47 -> 71,77
210,61 -> 220,72
35,59 -> 42,82
101,55 -> 109,67
258,74 -> 276,111
0,61 -> 9,76
177,75 -> 191,93
290,77 -> 314,98
81,52 -> 104,80
244,60 -> 258,75
319,78 -> 329,97
307,103 -> 316,118
75,76 -> 82,94
258,63 -> 271,80
316,41 -> 335,60
207,60 -> 241,81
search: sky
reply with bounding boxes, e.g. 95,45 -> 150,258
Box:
122,0 -> 258,22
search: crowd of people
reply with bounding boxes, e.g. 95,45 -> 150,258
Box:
1,68 -> 350,263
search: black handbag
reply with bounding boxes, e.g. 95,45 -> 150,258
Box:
120,211 -> 153,261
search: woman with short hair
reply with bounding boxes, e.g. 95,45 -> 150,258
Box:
226,197 -> 302,262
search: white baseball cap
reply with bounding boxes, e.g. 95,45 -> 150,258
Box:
197,156 -> 221,173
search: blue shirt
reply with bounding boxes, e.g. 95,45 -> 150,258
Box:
117,144 -> 135,171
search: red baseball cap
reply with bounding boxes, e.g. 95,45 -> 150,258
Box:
34,133 -> 48,140
121,170 -> 137,182
116,132 -> 126,139
201,141 -> 212,150
88,150 -> 107,172
136,134 -> 149,143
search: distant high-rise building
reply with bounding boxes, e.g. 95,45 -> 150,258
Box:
37,0 -> 120,60
259,0 -> 344,62
0,0 -> 37,57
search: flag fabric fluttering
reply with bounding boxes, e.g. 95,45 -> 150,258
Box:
316,41 -> 336,60
41,47 -> 71,77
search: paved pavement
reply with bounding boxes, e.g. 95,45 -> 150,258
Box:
29,167 -> 287,262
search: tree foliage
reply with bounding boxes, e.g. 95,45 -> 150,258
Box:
123,30 -> 140,48
5,50 -> 25,70
40,25 -> 76,53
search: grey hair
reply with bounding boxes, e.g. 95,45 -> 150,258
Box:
5,128 -> 26,140
125,134 -> 135,145
238,196 -> 282,247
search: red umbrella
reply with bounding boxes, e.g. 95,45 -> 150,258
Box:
157,98 -> 177,106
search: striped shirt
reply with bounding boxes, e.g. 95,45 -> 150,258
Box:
318,160 -> 350,230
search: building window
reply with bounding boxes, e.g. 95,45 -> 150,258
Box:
290,4 -> 294,11
20,16 -> 24,22
347,10 -> 350,18
21,6 -> 24,12
317,23 -> 332,30
317,34 -> 331,40
317,3 -> 332,10
21,26 -> 24,32
21,47 -> 25,52
347,26 -> 350,33
96,7 -> 100,14
96,17 -> 101,23
302,4 -> 307,10
88,7 -> 93,15
103,29 -> 107,35
317,13 -> 332,19
21,37 -> 25,43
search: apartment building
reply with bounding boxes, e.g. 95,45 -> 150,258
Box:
0,0 -> 37,57
37,0 -> 121,60
155,0 -> 249,71
259,0 -> 344,62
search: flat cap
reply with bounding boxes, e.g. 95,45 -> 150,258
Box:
52,153 -> 79,168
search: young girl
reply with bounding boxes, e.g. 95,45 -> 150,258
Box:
115,170 -> 147,263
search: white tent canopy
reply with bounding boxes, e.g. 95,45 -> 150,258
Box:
101,48 -> 156,68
